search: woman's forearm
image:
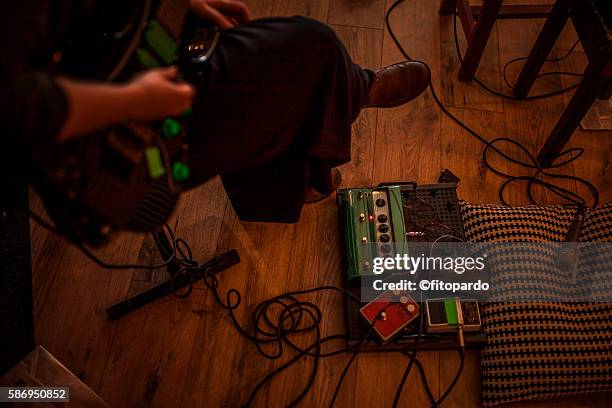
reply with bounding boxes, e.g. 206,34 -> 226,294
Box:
55,68 -> 195,142
56,77 -> 140,141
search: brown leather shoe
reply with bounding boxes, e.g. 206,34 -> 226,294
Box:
362,61 -> 430,108
305,168 -> 342,204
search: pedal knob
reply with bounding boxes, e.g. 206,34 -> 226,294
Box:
172,162 -> 190,182
378,224 -> 389,233
377,214 -> 388,223
162,118 -> 182,138
379,234 -> 390,243
375,198 -> 386,207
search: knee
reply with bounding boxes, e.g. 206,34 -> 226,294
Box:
286,16 -> 341,56
289,16 -> 337,41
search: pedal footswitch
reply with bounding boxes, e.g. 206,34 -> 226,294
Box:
360,290 -> 420,344
425,298 -> 481,334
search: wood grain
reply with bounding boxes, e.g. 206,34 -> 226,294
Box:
439,349 -> 481,408
328,0 -> 387,30
272,0 -> 330,22
439,10 -> 504,112
439,107 -> 508,204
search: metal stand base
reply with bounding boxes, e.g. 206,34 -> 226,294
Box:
106,227 -> 240,320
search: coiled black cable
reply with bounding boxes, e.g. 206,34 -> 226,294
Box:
502,40 -> 582,91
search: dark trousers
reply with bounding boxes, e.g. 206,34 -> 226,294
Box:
186,16 -> 370,222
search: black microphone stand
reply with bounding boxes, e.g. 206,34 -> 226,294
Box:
105,227 -> 240,320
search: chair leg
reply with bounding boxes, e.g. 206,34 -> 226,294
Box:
513,0 -> 569,98
458,0 -> 503,81
537,63 -> 605,167
439,0 -> 456,15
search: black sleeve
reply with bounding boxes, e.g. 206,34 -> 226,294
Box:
0,1 -> 71,207
1,72 -> 68,151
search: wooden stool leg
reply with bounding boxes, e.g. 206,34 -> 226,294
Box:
537,63 -> 605,167
513,0 -> 569,98
458,0 -> 503,81
439,0 -> 456,15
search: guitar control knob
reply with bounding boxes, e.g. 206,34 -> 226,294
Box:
377,214 -> 388,223
379,234 -> 390,243
378,224 -> 389,233
172,162 -> 190,182
375,198 -> 386,207
162,118 -> 182,138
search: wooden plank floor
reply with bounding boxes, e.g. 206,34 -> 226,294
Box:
30,0 -> 611,407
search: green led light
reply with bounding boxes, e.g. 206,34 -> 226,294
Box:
162,118 -> 181,138
172,162 -> 190,182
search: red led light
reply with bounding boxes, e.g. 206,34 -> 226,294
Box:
368,215 -> 374,221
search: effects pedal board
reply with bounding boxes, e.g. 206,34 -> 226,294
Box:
336,183 -> 465,285
337,182 -> 487,349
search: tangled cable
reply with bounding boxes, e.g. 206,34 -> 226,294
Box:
175,230 -> 464,408
34,202 -> 467,407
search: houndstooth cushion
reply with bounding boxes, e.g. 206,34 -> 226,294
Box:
459,201 -> 612,407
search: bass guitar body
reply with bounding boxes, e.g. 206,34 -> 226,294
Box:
33,0 -> 219,245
